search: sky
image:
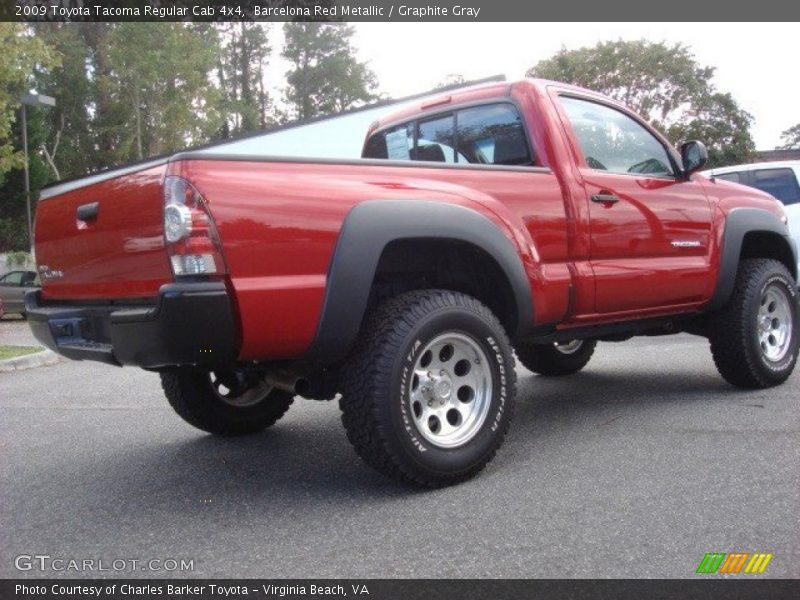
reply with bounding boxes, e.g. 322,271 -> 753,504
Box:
267,22 -> 799,150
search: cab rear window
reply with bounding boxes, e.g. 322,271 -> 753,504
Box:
363,103 -> 533,166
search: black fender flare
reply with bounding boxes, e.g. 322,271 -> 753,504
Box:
707,207 -> 797,311
306,200 -> 534,362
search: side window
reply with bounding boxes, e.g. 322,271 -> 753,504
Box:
363,123 -> 413,160
363,103 -> 533,166
751,168 -> 800,205
559,96 -> 674,177
0,271 -> 23,286
456,104 -> 532,165
416,115 -> 456,163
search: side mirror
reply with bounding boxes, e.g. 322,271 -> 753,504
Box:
679,140 -> 708,178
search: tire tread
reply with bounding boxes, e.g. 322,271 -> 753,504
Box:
339,289 -> 516,487
709,258 -> 798,389
160,370 -> 293,436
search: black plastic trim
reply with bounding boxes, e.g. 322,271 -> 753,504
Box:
305,200 -> 534,362
25,282 -> 237,369
525,314 -> 696,345
76,201 -> 99,221
707,208 -> 797,311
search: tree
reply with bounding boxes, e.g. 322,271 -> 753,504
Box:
0,23 -> 57,179
282,23 -> 378,121
527,40 -> 756,167
0,23 -> 58,251
666,92 -> 755,168
33,23 -> 95,181
778,124 -> 800,150
435,74 -> 465,89
214,23 -> 276,137
101,23 -> 222,163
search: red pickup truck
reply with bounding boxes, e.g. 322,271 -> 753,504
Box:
28,79 -> 798,486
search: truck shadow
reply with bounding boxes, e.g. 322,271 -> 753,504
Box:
511,368 -> 737,437
62,368 -> 750,514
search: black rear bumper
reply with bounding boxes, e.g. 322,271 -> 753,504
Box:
26,282 -> 237,369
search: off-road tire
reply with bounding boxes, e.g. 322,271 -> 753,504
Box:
340,289 -> 516,487
516,339 -> 597,376
709,258 -> 798,389
160,370 -> 294,436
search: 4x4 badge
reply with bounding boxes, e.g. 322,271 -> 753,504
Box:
38,265 -> 64,280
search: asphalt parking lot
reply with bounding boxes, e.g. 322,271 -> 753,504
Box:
1,319 -> 798,578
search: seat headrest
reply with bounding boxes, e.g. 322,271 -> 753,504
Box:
493,134 -> 529,165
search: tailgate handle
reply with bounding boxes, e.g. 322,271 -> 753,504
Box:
76,202 -> 99,221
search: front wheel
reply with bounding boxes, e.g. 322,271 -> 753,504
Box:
709,258 -> 799,388
160,369 -> 294,436
340,290 -> 516,487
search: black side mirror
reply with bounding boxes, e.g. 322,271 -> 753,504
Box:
680,140 -> 708,178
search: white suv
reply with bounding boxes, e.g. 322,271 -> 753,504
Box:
701,161 -> 800,280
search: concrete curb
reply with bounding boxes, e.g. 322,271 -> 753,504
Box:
0,348 -> 60,373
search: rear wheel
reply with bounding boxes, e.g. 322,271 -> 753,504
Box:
516,339 -> 596,376
340,289 -> 516,487
709,258 -> 799,388
160,369 -> 294,436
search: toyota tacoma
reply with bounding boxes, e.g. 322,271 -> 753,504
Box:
28,79 -> 798,486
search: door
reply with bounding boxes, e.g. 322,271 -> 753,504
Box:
557,95 -> 714,314
0,271 -> 29,313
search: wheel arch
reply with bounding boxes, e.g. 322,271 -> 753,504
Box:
305,200 -> 534,362
708,208 -> 798,311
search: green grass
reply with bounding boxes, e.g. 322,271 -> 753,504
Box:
0,345 -> 43,360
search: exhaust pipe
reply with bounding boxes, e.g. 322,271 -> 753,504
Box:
263,369 -> 310,396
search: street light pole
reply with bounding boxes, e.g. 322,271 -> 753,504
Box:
19,93 -> 56,253
21,103 -> 32,251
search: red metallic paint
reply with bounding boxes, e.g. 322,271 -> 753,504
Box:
169,158 -> 568,359
35,164 -> 172,300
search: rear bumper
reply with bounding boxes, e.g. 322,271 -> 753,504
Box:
26,282 -> 237,369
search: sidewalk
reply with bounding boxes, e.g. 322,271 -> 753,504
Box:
0,318 -> 59,372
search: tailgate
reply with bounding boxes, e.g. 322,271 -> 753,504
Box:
34,163 -> 172,301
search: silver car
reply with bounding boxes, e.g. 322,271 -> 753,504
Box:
0,270 -> 39,318
701,161 -> 800,282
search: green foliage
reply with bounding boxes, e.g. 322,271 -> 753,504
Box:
0,346 -> 43,360
0,141 -> 48,251
102,23 -> 222,163
0,23 -> 57,251
6,250 -> 32,269
667,92 -> 755,168
33,24 -> 95,180
528,40 -> 756,167
778,124 -> 800,150
0,23 -> 58,179
283,23 -> 378,120
215,23 -> 277,137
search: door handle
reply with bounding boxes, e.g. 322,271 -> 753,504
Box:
591,193 -> 620,204
76,202 -> 99,221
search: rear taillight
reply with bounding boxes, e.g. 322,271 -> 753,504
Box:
162,175 -> 226,277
